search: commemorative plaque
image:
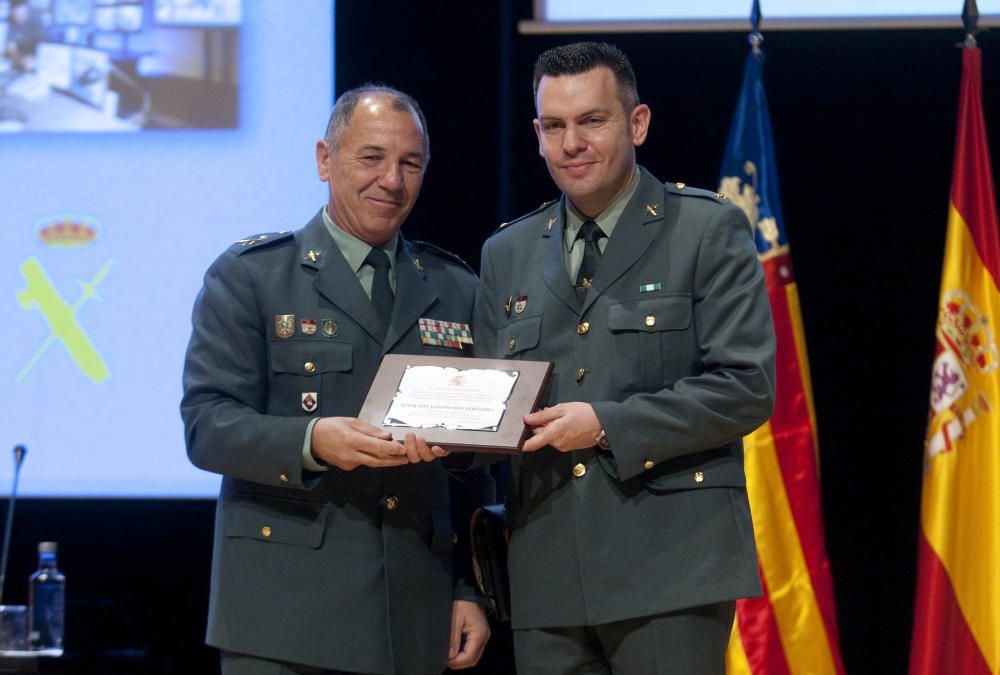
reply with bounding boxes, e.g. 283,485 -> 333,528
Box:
358,354 -> 553,453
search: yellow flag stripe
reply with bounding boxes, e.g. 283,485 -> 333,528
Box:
726,615 -> 753,675
785,284 -> 821,471
921,202 -> 1000,672
743,423 -> 839,674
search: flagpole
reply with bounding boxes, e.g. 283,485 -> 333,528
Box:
749,0 -> 763,59
962,0 -> 979,48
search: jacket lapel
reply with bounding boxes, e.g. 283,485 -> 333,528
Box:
540,204 -> 580,314
384,238 -> 439,354
581,169 -> 663,315
300,211 -> 385,343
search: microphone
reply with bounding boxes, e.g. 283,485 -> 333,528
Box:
0,445 -> 27,606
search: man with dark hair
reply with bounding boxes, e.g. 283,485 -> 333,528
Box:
182,84 -> 490,675
532,41 -> 639,112
474,42 -> 776,674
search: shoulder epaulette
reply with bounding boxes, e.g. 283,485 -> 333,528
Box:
229,231 -> 294,255
410,240 -> 475,275
665,181 -> 730,204
492,199 -> 558,236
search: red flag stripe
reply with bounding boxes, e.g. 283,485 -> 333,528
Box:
951,48 -> 1000,284
736,578 -> 793,675
762,258 -> 846,672
909,531 -> 993,675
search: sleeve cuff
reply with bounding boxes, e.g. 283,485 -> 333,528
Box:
301,417 -> 327,472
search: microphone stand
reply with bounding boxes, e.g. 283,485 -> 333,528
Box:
0,445 -> 27,606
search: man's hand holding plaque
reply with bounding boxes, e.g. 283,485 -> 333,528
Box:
358,355 -> 553,453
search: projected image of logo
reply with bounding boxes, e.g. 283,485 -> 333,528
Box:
16,215 -> 113,385
0,0 -> 241,132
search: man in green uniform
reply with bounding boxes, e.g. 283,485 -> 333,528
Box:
475,42 -> 776,674
182,85 -> 489,675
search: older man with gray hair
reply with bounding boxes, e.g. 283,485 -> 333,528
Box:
182,84 -> 490,675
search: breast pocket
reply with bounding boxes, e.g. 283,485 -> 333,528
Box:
497,315 -> 542,359
493,315 -> 558,403
268,341 -> 353,415
607,295 -> 692,392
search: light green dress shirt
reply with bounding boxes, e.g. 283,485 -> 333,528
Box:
563,167 -> 641,281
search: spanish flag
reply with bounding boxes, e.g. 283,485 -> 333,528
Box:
909,44 -> 1000,675
719,48 -> 845,675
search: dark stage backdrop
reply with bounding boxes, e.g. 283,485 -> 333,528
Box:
337,2 -> 1000,674
10,1 -> 999,673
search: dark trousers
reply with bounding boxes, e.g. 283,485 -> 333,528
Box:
512,602 -> 736,675
221,651 -> 346,675
220,650 -> 439,675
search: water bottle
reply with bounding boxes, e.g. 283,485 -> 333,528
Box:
28,541 -> 65,651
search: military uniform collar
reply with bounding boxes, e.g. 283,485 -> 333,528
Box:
321,206 -> 398,277
563,167 -> 641,253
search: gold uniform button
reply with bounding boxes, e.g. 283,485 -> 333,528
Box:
694,471 -> 705,483
576,368 -> 586,382
385,496 -> 399,511
643,459 -> 655,470
508,339 -> 517,351
261,526 -> 272,538
572,463 -> 587,478
577,322 -> 590,335
676,182 -> 686,189
645,315 -> 656,327
304,361 -> 316,374
279,474 -> 289,483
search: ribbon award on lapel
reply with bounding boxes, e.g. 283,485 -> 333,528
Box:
418,318 -> 473,350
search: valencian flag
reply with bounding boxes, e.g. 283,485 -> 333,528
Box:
717,16 -> 845,675
909,24 -> 1000,675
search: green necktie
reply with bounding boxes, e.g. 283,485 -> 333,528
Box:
575,220 -> 606,303
364,247 -> 394,337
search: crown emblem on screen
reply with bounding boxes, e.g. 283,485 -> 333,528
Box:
938,289 -> 998,373
36,216 -> 100,248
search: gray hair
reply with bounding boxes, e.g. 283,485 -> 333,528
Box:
323,84 -> 429,158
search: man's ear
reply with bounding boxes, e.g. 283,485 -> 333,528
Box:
631,104 -> 651,148
316,139 -> 331,180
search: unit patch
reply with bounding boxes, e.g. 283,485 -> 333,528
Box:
302,392 -> 318,413
275,314 -> 295,338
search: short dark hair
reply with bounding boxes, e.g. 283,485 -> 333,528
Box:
532,42 -> 640,112
324,84 -> 429,158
